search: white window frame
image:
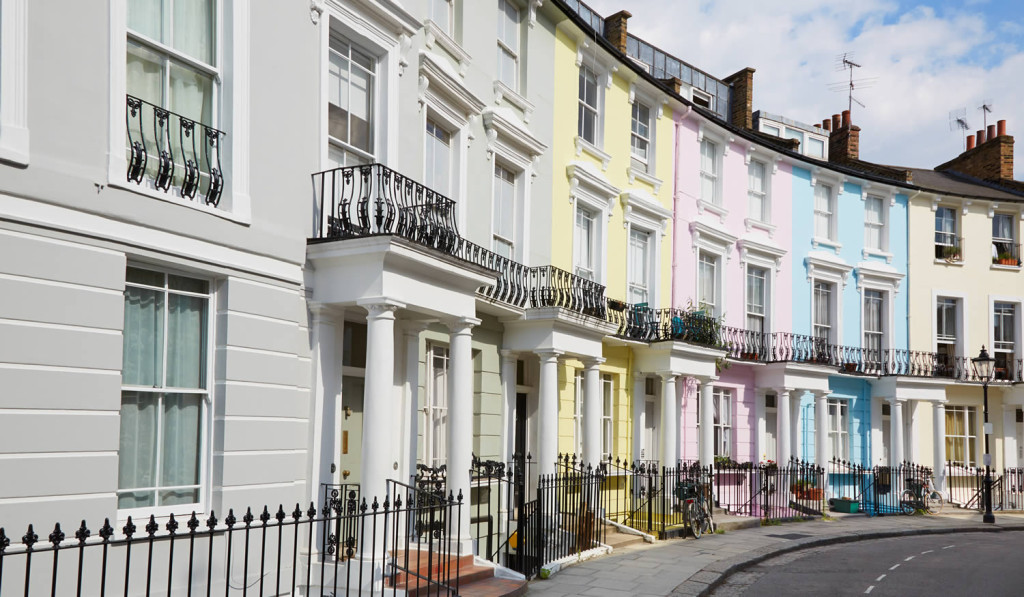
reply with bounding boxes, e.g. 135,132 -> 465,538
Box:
573,50 -> 615,167
806,255 -> 853,344
697,250 -> 721,317
109,0 -> 252,221
738,239 -> 784,334
630,100 -> 653,173
496,0 -> 520,92
945,405 -> 978,467
814,183 -> 837,244
577,63 -> 601,147
482,109 -> 544,261
492,161 -> 518,258
118,266 -> 214,518
933,204 -> 961,263
992,212 -> 1017,265
828,399 -> 849,461
621,190 -> 671,307
690,220 -> 737,318
932,290 -> 969,366
428,0 -> 454,36
628,227 -> 652,305
699,138 -> 721,206
691,88 -> 713,110
568,163 -> 618,285
573,370 -> 584,457
424,117 -> 453,197
327,29 -> 379,167
863,194 -> 888,254
747,159 -> 770,224
712,388 -> 732,459
991,298 -> 1020,380
746,265 -> 769,333
862,288 -> 886,367
813,280 -> 835,343
425,343 -> 450,469
0,0 -> 30,165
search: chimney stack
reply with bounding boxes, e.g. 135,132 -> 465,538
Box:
827,110 -> 860,163
723,67 -> 756,129
602,10 -> 631,53
937,120 -> 1014,183
822,119 -> 831,132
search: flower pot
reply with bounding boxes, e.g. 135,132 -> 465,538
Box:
794,488 -> 824,500
844,362 -> 857,373
830,498 -> 859,513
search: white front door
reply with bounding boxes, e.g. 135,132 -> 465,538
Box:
643,399 -> 657,461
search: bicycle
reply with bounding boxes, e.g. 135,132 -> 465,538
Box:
900,475 -> 943,515
675,479 -> 714,538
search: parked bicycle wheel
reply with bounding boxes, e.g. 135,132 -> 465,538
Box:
699,500 -> 714,535
688,501 -> 703,539
925,490 -> 944,514
899,489 -> 916,515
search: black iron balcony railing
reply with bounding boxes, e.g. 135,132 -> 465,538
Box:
992,241 -> 1022,267
125,95 -> 225,207
312,165 -> 614,319
611,304 -> 721,347
934,235 -> 963,262
528,265 -> 607,318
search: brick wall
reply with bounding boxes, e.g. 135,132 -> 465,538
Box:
724,67 -> 756,129
603,10 -> 631,54
936,135 -> 1015,182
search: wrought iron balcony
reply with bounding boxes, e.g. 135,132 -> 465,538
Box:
611,303 -> 722,347
125,95 -> 225,207
528,265 -> 607,319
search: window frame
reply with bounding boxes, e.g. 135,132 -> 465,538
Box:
492,161 -> 518,258
697,250 -> 720,316
992,212 -> 1017,263
627,227 -> 653,305
425,343 -> 450,469
712,388 -> 732,459
327,30 -> 379,166
630,100 -> 653,171
813,280 -> 835,343
699,138 -> 721,206
602,374 -> 613,460
118,266 -> 214,518
746,265 -> 769,333
828,398 -> 849,461
814,183 -> 836,242
747,159 -> 770,223
577,63 -> 601,146
429,0 -> 454,36
935,296 -> 960,371
574,205 -> 598,281
862,288 -> 886,366
992,300 -> 1018,379
0,0 -> 31,165
934,205 -> 960,261
496,0 -> 520,91
863,194 -> 888,253
945,405 -> 977,467
573,370 -> 584,457
424,118 -> 453,197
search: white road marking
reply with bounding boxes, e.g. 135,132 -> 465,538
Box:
865,586 -> 875,594
921,550 -> 934,554
876,574 -> 887,581
889,564 -> 900,571
905,556 -> 915,561
943,545 -> 955,549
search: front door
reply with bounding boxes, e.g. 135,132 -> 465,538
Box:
643,399 -> 657,462
339,375 -> 364,486
515,392 -> 528,460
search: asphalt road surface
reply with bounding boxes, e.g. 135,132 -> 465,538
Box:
711,531 -> 1024,596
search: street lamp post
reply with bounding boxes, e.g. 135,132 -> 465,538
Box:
972,346 -> 996,524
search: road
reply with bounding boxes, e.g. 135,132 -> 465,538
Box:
711,531 -> 1024,596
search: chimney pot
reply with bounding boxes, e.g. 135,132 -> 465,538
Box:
832,114 -> 841,130
966,135 -> 976,150
987,124 -> 997,142
841,110 -> 851,128
822,119 -> 831,132
977,129 -> 986,145
997,119 -> 1007,137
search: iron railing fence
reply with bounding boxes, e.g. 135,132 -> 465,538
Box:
543,455 -> 606,559
826,460 -> 934,515
469,454 -> 539,578
713,459 -> 824,522
600,460 -> 713,537
528,266 -> 607,319
125,95 -> 225,207
598,456 -> 659,527
0,482 -> 463,597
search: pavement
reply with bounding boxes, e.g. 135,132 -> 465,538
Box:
525,511 -> 1024,597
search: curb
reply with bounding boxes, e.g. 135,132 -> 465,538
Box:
670,523 -> 1024,596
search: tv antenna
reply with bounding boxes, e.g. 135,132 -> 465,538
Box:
830,52 -> 875,116
978,99 -> 994,129
949,107 -> 970,151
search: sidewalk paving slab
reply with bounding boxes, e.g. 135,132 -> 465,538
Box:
526,512 -> 1024,597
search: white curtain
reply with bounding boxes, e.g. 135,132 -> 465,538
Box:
173,0 -> 214,64
118,391 -> 158,509
575,208 -> 593,277
166,293 -> 207,388
160,393 -> 202,505
123,286 -> 164,386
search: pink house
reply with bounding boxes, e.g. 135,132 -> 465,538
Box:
672,109 -> 794,466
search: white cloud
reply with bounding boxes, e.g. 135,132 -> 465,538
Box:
583,0 -> 1022,178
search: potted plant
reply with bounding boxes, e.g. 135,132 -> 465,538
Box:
790,479 -> 823,500
995,252 -> 1018,266
942,245 -> 962,262
843,362 -> 858,373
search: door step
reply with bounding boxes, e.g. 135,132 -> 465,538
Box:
389,550 -> 527,597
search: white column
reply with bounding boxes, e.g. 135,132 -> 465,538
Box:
1003,405 -> 1018,470
904,400 -> 916,464
791,393 -> 802,462
777,388 -> 792,464
582,358 -> 605,468
891,399 -> 905,465
632,373 -> 645,463
933,402 -> 947,491
500,350 -> 518,465
537,351 -> 563,477
446,317 -> 479,547
815,391 -> 830,467
699,378 -> 714,467
400,322 -> 428,487
754,389 -> 767,463
661,373 -> 680,466
359,300 -> 402,505
307,304 -> 342,506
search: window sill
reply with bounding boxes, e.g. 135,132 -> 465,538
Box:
811,237 -> 842,254
493,80 -> 534,123
575,137 -> 611,170
933,258 -> 964,267
991,263 -> 1022,271
862,248 -> 893,263
0,125 -> 30,166
744,218 -> 775,237
423,20 -> 470,76
108,179 -> 251,226
627,164 -> 663,194
697,199 -> 728,221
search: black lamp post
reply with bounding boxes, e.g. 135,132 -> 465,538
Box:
972,346 -> 996,524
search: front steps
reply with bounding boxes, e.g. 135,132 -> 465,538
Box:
389,550 -> 527,597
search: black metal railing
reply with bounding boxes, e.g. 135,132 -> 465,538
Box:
713,459 -> 824,523
992,242 -> 1022,267
541,455 -> 606,559
529,265 -> 607,319
470,454 -> 539,577
612,304 -> 721,347
597,457 -> 715,537
934,235 -> 964,262
125,95 -> 225,207
827,459 -> 933,515
0,484 -> 463,597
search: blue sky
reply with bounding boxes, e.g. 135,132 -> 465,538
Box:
584,0 -> 1023,177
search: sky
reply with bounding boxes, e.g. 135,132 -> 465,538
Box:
582,0 -> 1023,178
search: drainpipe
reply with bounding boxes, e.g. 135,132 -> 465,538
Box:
671,105 -> 693,310
903,188 -> 923,349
